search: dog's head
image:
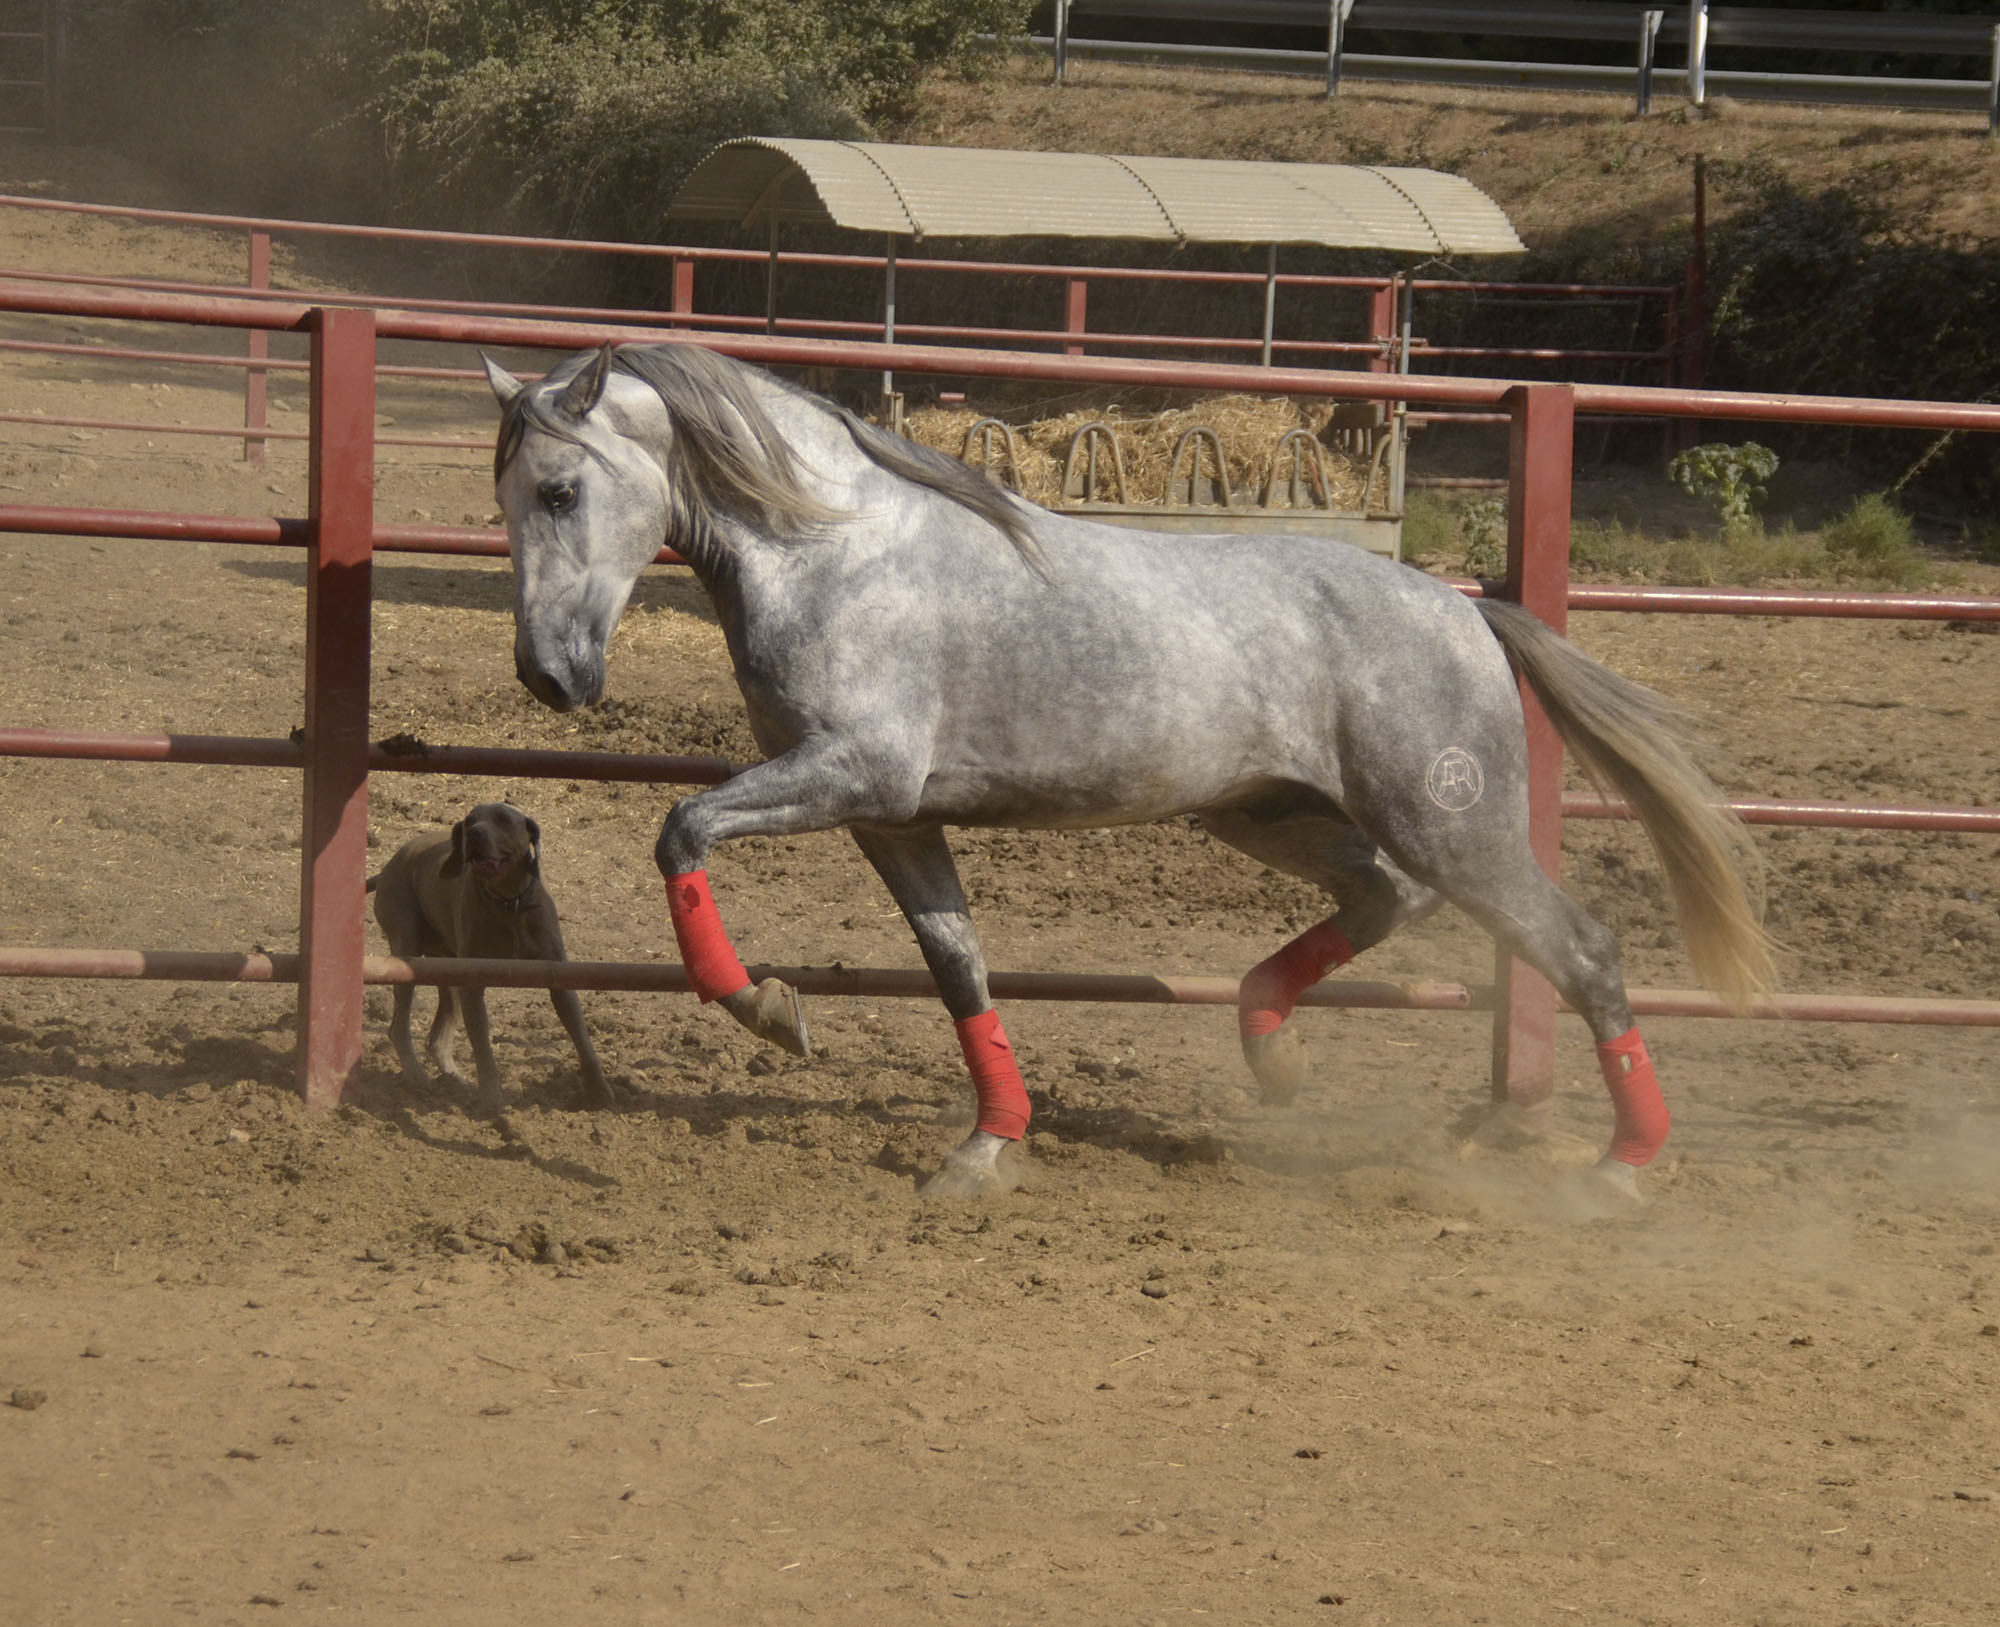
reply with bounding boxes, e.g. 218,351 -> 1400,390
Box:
441,802 -> 541,889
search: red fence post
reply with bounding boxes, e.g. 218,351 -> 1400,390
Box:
1367,279 -> 1397,374
671,257 -> 694,324
1492,383 -> 1574,1114
297,307 -> 376,1109
243,230 -> 270,465
1064,277 -> 1088,357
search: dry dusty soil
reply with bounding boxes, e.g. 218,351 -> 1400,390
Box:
1,141 -> 1998,1626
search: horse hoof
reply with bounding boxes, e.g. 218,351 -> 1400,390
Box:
1586,1157 -> 1646,1205
1241,1026 -> 1309,1106
919,1130 -> 1015,1198
723,978 -> 811,1058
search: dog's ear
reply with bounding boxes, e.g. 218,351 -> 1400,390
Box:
441,819 -> 466,878
523,817 -> 542,878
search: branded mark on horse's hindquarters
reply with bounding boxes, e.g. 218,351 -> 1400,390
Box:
1427,748 -> 1484,812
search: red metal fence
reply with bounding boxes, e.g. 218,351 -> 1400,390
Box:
0,190 -> 1679,464
1,281 -> 1996,1114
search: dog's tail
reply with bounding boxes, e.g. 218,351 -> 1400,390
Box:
1476,598 -> 1776,1012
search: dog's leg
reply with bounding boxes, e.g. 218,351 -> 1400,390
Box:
426,987 -> 468,1087
548,989 -> 615,1109
387,987 -> 426,1083
459,986 -> 505,1116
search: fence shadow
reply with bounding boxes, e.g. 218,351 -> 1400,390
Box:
219,556 -> 717,620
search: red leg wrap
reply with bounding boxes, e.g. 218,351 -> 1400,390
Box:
664,870 -> 751,1004
1238,922 -> 1356,1039
1598,1028 -> 1669,1167
956,1009 -> 1031,1141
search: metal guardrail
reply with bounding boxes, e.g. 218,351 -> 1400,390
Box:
1042,1 -> 2000,127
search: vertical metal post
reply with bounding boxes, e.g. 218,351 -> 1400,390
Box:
671,257 -> 694,324
1684,153 -> 1707,446
298,307 -> 376,1111
1366,278 -> 1397,374
1987,24 -> 1998,134
882,234 -> 897,407
1687,0 -> 1708,107
1492,384 -> 1573,1115
765,214 -> 780,337
1054,0 -> 1070,83
1636,10 -> 1663,116
1398,271 -> 1416,374
1260,244 -> 1278,368
1064,276 -> 1088,357
242,230 -> 270,466
1326,0 -> 1352,100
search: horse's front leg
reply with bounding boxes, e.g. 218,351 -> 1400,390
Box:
850,824 -> 1025,1198
655,741 -> 915,1058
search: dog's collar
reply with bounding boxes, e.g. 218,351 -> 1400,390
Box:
478,880 -> 539,913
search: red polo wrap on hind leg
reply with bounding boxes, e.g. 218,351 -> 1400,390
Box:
665,870 -> 751,1004
1598,1027 -> 1670,1166
956,1009 -> 1031,1141
1238,922 -> 1356,1039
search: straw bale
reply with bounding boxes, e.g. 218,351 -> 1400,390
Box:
901,393 -> 1379,513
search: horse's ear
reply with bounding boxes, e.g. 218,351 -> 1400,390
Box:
558,343 -> 615,420
481,353 -> 526,408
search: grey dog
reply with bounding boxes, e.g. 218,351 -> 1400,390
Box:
366,802 -> 614,1114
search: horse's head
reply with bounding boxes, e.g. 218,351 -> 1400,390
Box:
485,344 -> 669,712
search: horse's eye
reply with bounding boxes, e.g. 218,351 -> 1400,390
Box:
540,480 -> 578,513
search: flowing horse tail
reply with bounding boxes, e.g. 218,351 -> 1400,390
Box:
1475,600 -> 1777,1012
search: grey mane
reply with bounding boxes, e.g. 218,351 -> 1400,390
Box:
498,343 -> 1046,573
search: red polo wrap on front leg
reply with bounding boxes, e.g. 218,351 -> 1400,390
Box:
956,1009 -> 1031,1141
1238,921 -> 1356,1039
1598,1027 -> 1670,1166
664,870 -> 751,1004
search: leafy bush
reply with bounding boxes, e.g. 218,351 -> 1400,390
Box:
1818,492 -> 1929,585
1457,494 -> 1508,577
63,1 -> 1031,237
1667,441 -> 1779,532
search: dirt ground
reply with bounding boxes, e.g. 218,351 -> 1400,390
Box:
2,143 -> 1999,1627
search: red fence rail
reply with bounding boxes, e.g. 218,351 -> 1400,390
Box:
1,283 -> 1996,1114
0,189 -> 1678,460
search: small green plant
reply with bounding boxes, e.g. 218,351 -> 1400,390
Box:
1457,494 -> 1508,577
1667,441 -> 1780,532
1819,492 -> 1928,585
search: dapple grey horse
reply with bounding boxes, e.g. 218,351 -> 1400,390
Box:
483,342 -> 1772,1199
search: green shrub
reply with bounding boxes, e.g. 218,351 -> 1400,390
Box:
1819,492 -> 1928,585
1666,441 -> 1779,532
1457,494 -> 1508,577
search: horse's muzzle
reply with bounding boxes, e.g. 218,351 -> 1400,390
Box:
514,643 -> 602,713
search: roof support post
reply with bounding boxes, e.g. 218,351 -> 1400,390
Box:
1987,24 -> 1999,134
1687,0 -> 1708,107
881,233 -> 898,408
765,212 -> 780,337
1636,10 -> 1663,116
1326,0 -> 1353,100
1260,245 -> 1278,368
242,229 -> 270,466
1054,0 -> 1070,84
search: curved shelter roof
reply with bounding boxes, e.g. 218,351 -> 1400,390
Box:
667,138 -> 1524,255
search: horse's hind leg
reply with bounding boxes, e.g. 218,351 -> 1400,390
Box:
849,823 -> 1022,1199
1198,806 -> 1441,1104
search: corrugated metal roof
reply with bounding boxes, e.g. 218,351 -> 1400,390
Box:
667,138 -> 1524,255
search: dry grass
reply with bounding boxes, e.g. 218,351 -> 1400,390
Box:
902,392 -> 1377,509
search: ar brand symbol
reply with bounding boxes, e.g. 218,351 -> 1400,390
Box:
1426,747 -> 1484,812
